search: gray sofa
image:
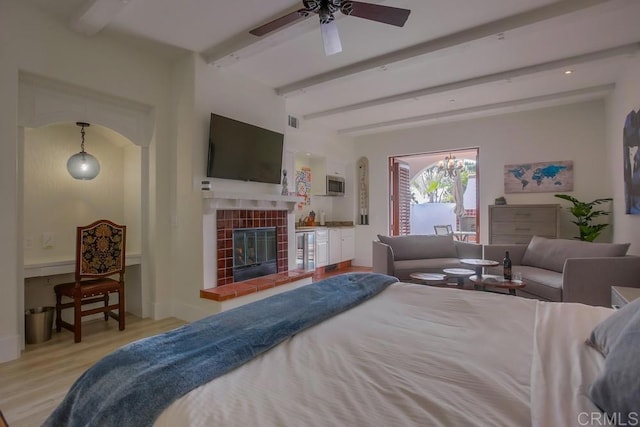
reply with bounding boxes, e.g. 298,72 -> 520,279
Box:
484,236 -> 640,307
372,234 -> 482,281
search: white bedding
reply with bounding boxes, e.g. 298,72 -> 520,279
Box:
156,282 -> 612,426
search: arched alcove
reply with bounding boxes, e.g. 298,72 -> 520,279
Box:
17,73 -> 155,341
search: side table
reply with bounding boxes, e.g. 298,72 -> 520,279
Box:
442,268 -> 475,286
611,286 -> 640,309
469,274 -> 525,296
460,258 -> 499,278
409,273 -> 450,287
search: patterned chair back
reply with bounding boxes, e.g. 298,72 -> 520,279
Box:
76,219 -> 127,280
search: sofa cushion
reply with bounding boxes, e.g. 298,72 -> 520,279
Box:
394,258 -> 463,280
514,266 -> 563,302
486,265 -> 563,301
377,234 -> 457,261
521,236 -> 630,273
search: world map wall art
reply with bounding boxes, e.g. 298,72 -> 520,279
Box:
504,160 -> 574,194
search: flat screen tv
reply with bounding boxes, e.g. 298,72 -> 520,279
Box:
206,113 -> 284,184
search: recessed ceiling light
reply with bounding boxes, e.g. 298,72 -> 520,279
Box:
564,70 -> 573,75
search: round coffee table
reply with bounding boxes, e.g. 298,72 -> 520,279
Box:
442,268 -> 475,286
409,272 -> 450,286
469,274 -> 525,296
460,258 -> 500,278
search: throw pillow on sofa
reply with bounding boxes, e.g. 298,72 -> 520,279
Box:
521,236 -> 630,273
377,234 -> 457,261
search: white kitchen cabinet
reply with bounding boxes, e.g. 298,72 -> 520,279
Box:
329,228 -> 341,265
328,227 -> 355,265
316,228 -> 329,268
325,159 -> 346,177
339,228 -> 355,262
310,157 -> 347,195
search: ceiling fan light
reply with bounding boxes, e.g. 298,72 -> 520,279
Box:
321,19 -> 342,55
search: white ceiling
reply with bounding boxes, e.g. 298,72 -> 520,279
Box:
25,0 -> 640,135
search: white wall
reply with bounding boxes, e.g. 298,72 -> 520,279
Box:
23,124 -> 138,263
124,144 -> 142,254
286,121 -> 356,223
165,54 -> 290,322
22,123 -> 142,318
0,0 -> 173,362
353,100 -> 610,266
605,56 -> 640,255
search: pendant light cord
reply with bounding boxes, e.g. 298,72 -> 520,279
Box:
80,124 -> 86,153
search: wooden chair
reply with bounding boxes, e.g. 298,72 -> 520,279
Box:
433,224 -> 453,235
54,219 -> 126,343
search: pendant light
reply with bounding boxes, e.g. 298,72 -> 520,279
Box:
67,122 -> 100,180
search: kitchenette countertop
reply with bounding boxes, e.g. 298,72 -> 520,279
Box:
295,221 -> 354,230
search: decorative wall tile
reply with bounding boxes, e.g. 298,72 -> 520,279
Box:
215,209 -> 289,287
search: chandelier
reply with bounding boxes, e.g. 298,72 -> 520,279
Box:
438,153 -> 464,178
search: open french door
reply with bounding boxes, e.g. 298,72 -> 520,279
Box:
389,158 -> 411,236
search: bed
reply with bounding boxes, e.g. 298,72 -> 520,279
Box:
45,273 -> 638,426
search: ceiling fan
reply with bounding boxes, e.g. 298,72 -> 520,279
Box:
249,0 -> 411,56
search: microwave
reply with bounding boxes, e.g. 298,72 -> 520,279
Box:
326,175 -> 345,196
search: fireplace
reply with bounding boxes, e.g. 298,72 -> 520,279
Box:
233,227 -> 277,282
215,209 -> 289,286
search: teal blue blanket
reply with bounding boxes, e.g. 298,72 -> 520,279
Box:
44,272 -> 398,427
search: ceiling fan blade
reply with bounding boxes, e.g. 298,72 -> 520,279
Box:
347,1 -> 411,27
250,10 -> 309,37
321,20 -> 342,56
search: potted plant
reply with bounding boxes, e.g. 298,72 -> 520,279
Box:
554,194 -> 613,242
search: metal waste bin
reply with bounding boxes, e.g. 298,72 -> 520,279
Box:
25,306 -> 54,344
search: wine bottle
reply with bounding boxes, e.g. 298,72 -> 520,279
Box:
503,251 -> 512,280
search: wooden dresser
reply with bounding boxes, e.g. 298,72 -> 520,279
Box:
488,204 -> 559,244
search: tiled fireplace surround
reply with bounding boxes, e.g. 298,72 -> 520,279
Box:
215,209 -> 289,287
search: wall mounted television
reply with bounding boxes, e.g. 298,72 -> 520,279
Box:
206,113 -> 284,184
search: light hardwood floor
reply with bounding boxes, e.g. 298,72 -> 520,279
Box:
0,315 -> 186,427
